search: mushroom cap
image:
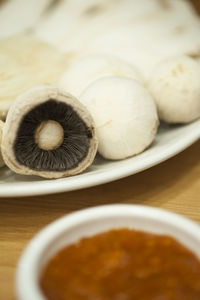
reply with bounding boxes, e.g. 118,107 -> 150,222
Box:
59,55 -> 143,98
0,120 -> 5,168
80,76 -> 159,160
1,85 -> 98,178
148,55 -> 200,123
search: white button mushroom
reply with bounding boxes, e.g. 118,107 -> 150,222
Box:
148,55 -> 200,123
0,120 -> 5,168
1,85 -> 98,178
79,76 -> 159,160
59,55 -> 143,98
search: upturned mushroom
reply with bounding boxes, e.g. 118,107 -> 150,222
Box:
148,55 -> 200,123
59,55 -> 142,98
0,120 -> 5,168
1,85 -> 98,178
79,76 -> 159,160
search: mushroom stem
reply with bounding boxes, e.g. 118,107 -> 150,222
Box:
35,120 -> 64,151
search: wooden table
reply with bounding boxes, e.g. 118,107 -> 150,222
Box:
0,139 -> 199,299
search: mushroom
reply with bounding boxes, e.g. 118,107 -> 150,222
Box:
0,34 -> 71,120
0,120 -> 5,168
79,76 -> 159,160
35,0 -> 145,50
147,55 -> 200,123
59,54 -> 143,98
76,0 -> 200,80
1,85 -> 98,178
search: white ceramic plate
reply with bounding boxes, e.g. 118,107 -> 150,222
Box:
0,120 -> 199,197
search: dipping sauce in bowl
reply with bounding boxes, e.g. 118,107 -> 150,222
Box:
16,205 -> 200,300
40,228 -> 200,300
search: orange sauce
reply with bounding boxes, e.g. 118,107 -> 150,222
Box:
40,229 -> 200,300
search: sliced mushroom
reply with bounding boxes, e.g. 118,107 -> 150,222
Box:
80,76 -> 159,160
148,55 -> 200,123
1,85 -> 98,178
0,120 -> 5,168
59,54 -> 143,98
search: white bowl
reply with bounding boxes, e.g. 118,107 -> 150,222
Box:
16,204 -> 200,300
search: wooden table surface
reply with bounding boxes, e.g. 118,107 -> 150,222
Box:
0,139 -> 199,299
0,0 -> 199,299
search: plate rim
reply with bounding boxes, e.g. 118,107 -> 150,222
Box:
0,121 -> 199,197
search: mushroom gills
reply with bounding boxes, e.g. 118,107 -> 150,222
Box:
14,99 -> 93,172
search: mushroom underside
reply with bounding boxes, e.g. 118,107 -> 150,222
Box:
14,99 -> 93,172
